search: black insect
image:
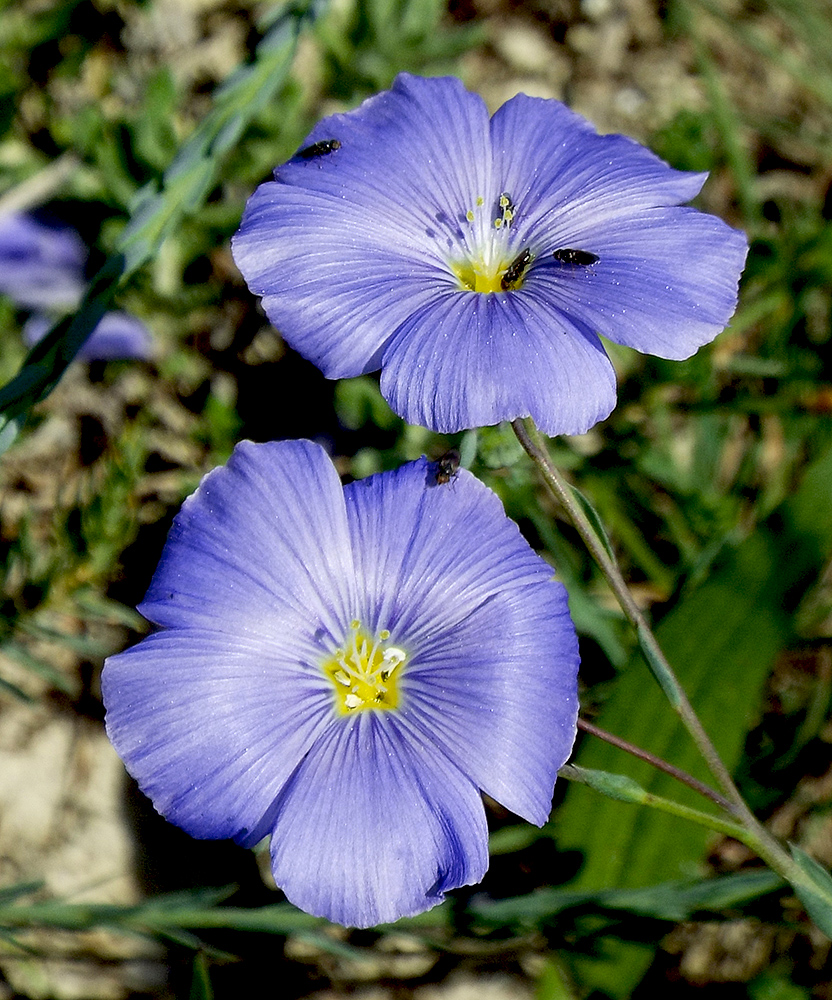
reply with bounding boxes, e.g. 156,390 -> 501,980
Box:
500,248 -> 533,291
434,449 -> 460,486
297,139 -> 341,160
553,248 -> 599,266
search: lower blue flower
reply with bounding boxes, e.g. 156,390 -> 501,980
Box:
102,439 -> 580,927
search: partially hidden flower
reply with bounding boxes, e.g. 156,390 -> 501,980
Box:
0,211 -> 86,310
102,439 -> 580,927
1,211 -> 152,361
24,311 -> 153,362
232,73 -> 748,436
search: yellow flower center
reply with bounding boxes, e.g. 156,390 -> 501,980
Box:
451,258 -> 512,293
448,191 -> 530,293
322,621 -> 406,715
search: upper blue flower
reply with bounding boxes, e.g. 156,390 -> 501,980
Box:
233,73 -> 748,436
102,439 -> 580,927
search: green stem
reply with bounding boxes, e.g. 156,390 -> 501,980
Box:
510,417 -> 798,881
559,764 -> 827,916
577,717 -> 734,813
559,765 -> 747,840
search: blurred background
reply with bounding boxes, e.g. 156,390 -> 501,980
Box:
1,0 -> 832,996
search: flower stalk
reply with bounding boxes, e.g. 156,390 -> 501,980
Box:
559,765 -> 748,841
510,416 -> 826,909
576,717 -> 733,813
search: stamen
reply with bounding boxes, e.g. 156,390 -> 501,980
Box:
322,621 -> 407,715
449,189 -> 528,293
494,192 -> 514,229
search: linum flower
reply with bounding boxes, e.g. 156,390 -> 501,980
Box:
0,211 -> 152,361
102,439 -> 579,927
233,73 -> 748,436
24,311 -> 153,362
0,211 -> 86,310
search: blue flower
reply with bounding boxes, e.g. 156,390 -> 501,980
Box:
102,439 -> 579,927
0,211 -> 86,310
0,212 -> 153,361
24,311 -> 153,362
232,73 -> 748,436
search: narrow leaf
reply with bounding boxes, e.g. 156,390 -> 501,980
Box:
789,845 -> 832,938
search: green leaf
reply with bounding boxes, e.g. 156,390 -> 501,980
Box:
0,675 -> 34,703
0,893 -> 324,937
788,845 -> 832,938
189,953 -> 213,1000
334,376 -> 398,430
749,969 -> 811,1000
554,440 -> 832,991
536,957 -> 576,1000
562,764 -> 649,804
527,507 -> 629,668
0,643 -> 76,694
471,869 -> 784,927
0,0 -> 321,447
0,882 -> 42,907
489,823 -> 551,856
565,482 -> 617,563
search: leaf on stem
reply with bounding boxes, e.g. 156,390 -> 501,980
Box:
788,845 -> 832,938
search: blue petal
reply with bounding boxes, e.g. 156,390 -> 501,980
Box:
532,209 -> 748,358
490,94 -> 709,245
140,439 -> 357,647
78,311 -> 154,361
379,288 -> 617,435
232,183 -> 449,376
0,213 -> 86,310
269,711 -> 488,927
102,628 -> 334,846
232,75 -> 493,377
277,74 -> 493,218
25,311 -> 153,361
343,459 -> 580,823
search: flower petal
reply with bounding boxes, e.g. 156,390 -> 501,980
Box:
140,439 -> 357,647
231,75 -> 493,377
277,74 -> 493,220
269,711 -> 488,927
343,458 -> 580,823
0,212 -> 86,310
531,209 -> 748,358
231,184 -> 448,375
25,310 -> 153,361
78,311 -> 154,360
379,289 -> 616,435
491,93 -> 709,245
102,628 -> 334,846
